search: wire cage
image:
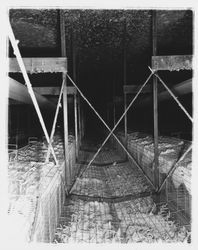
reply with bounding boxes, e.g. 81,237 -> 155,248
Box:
110,131 -> 192,232
51,142 -> 190,244
55,195 -> 190,243
8,134 -> 77,242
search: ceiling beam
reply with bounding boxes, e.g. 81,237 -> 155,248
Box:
9,57 -> 67,73
137,78 -> 192,107
8,77 -> 56,110
33,86 -> 77,95
152,55 -> 192,71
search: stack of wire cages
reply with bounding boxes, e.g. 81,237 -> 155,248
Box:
8,132 -> 77,242
54,141 -> 191,243
110,131 -> 191,239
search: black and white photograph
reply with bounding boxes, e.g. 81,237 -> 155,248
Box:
1,0 -> 198,248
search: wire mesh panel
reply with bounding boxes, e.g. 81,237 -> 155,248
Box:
32,170 -> 63,242
111,131 -> 192,231
70,164 -> 153,198
8,133 -> 76,242
53,140 -> 191,244
54,196 -> 190,243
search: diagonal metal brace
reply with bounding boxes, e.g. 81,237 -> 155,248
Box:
84,71 -> 154,169
157,145 -> 192,193
8,21 -> 58,165
45,76 -> 66,162
148,66 -> 193,123
67,73 -> 155,189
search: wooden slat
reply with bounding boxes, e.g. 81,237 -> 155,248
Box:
33,86 -> 77,95
152,55 -> 192,71
123,85 -> 152,94
9,57 -> 67,73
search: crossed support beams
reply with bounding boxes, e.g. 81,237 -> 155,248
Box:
122,58 -> 193,193
8,22 -> 59,165
122,11 -> 192,193
151,55 -> 193,192
8,18 -> 78,195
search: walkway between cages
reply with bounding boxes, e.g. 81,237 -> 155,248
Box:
54,142 -> 190,243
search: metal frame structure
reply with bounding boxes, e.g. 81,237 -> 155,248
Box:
67,72 -> 156,190
122,11 -> 193,193
148,65 -> 193,193
8,11 -> 80,198
45,85 -> 78,163
8,22 -> 58,165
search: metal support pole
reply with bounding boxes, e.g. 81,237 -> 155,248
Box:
80,98 -> 83,142
45,78 -> 65,162
123,18 -> 127,86
123,19 -> 127,157
124,92 -> 128,159
107,104 -> 110,126
74,93 -> 78,159
63,77 -> 70,188
72,30 -> 79,159
113,101 -> 116,127
8,21 -> 57,165
152,10 -> 159,192
16,105 -> 20,147
113,78 -> 116,128
77,95 -> 82,148
124,93 -> 127,139
82,106 -> 85,138
60,10 -> 69,193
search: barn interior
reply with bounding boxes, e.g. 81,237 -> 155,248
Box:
7,9 -> 192,243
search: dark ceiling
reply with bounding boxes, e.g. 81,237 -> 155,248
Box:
9,9 -> 193,114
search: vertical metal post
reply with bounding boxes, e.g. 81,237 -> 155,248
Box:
74,94 -> 78,158
123,19 -> 127,159
124,92 -> 128,159
113,100 -> 116,127
72,28 -> 79,159
16,106 -> 20,147
113,79 -> 116,128
107,104 -> 109,126
123,18 -> 127,88
152,10 -> 159,192
77,95 -> 82,148
60,10 -> 70,191
45,78 -> 65,163
81,104 -> 85,139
